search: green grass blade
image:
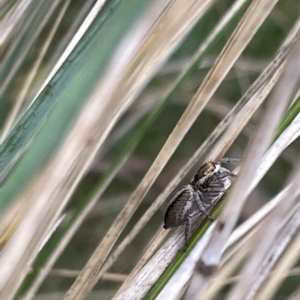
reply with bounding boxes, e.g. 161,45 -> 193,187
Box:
0,0 -> 149,212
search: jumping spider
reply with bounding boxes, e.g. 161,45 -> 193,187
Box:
163,159 -> 237,249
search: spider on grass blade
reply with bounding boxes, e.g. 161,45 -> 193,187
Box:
163,158 -> 239,249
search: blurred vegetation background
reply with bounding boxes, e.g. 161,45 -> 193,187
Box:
1,0 -> 300,299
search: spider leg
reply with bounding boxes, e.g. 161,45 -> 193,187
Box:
194,193 -> 214,221
218,171 -> 236,179
184,214 -> 192,251
202,187 -> 227,193
184,207 -> 214,250
219,157 -> 241,164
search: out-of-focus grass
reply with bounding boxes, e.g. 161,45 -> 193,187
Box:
1,0 -> 300,299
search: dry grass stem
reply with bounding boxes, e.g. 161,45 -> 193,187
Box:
253,206 -> 300,300
49,269 -> 127,282
95,0 -> 285,284
226,184 -> 297,249
0,0 -> 33,46
21,153 -> 131,300
156,226 -> 216,300
111,34 -> 296,299
108,69 -> 272,299
199,235 -> 253,300
112,226 -> 188,299
1,0 -> 299,299
1,0 -> 71,140
227,164 -> 300,300
1,0 -> 62,95
38,0 -> 108,93
117,228 -> 168,293
199,25 -> 299,280
176,45 -> 294,300
64,0 -> 217,298
0,2 -> 163,297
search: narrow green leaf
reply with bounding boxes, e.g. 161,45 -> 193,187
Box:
273,95 -> 300,142
0,0 -> 149,212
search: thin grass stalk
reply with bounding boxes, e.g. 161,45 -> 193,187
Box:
217,109 -> 300,271
45,1 -> 95,78
228,173 -> 300,300
117,229 -> 169,293
0,0 -> 33,45
115,224 -> 218,300
89,0 -> 277,285
159,29 -> 300,298
1,1 -> 296,298
101,0 -> 250,154
225,203 -> 300,300
195,19 -> 300,283
154,74 -> 280,300
20,153 -> 131,300
219,198 -> 299,296
158,199 -> 253,300
0,3 -> 157,296
210,267 -> 300,287
200,231 -> 255,299
101,62 -> 280,298
0,0 -> 109,182
44,269 -> 127,283
198,28 -> 299,279
21,95 -> 162,298
208,69 -> 281,160
19,90 -> 161,298
223,37 -> 300,300
153,83 -> 300,299
248,203 -> 300,300
186,57 -> 292,288
155,226 -> 217,300
1,0 -> 71,140
97,5 -> 295,294
273,93 -> 300,141
199,203 -> 287,299
188,167 -> 300,300
64,1 -> 224,298
1,0 -> 41,71
15,0 -> 218,297
222,184 -> 300,266
48,269 -> 127,282
0,0 -> 61,96
36,0 -> 109,94
100,96 -> 157,154
125,0 -> 216,85
114,65 -> 284,299
226,184 -> 299,250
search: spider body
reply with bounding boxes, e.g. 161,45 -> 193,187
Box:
163,161 -> 236,248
